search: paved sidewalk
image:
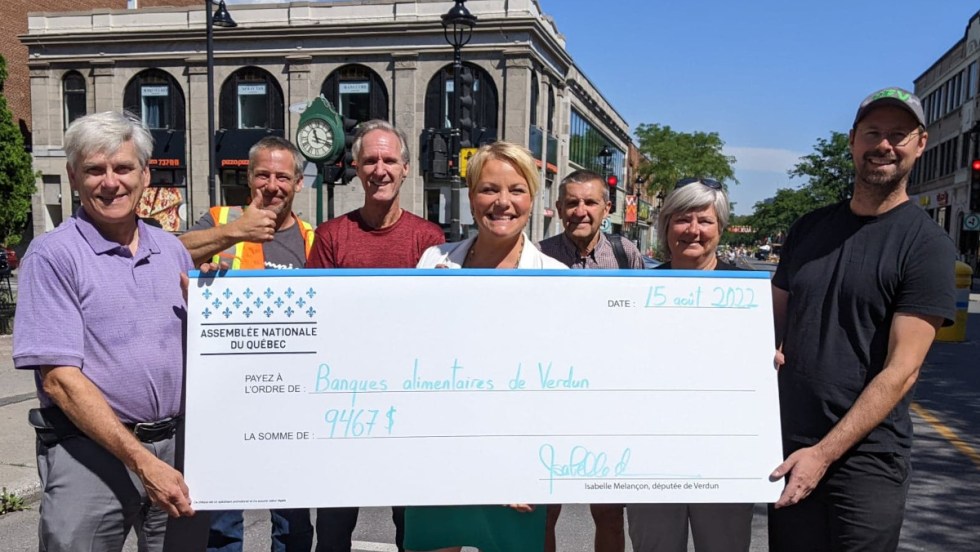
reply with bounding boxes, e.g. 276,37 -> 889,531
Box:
0,334 -> 41,504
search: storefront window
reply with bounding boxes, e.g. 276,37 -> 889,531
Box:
62,72 -> 86,130
141,85 -> 170,129
238,83 -> 268,129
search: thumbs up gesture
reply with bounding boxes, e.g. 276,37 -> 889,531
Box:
234,194 -> 278,243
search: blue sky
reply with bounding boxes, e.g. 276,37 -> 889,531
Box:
539,0 -> 980,213
225,0 -> 979,214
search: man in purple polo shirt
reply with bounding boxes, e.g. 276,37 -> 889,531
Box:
13,111 -> 205,551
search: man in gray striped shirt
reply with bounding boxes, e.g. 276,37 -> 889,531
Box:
538,169 -> 643,271
539,169 -> 641,552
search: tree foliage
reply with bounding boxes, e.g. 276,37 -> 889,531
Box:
788,131 -> 853,205
0,55 -> 36,246
634,123 -> 737,198
750,188 -> 818,242
747,131 -> 854,241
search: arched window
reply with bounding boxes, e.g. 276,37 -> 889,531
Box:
63,71 -> 87,130
321,64 -> 389,124
220,67 -> 285,131
123,69 -> 185,130
424,62 -> 498,145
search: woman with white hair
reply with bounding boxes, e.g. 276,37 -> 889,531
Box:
625,177 -> 753,552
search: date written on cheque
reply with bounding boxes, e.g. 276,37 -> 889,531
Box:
644,285 -> 758,309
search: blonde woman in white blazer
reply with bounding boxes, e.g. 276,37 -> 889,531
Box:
406,141 -> 564,552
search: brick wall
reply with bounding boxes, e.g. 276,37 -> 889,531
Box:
1,0 -> 199,143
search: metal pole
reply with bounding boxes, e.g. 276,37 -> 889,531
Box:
206,0 -> 218,207
449,44 -> 463,242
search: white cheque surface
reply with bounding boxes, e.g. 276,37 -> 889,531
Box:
184,269 -> 782,509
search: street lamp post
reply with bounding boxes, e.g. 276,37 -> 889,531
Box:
206,0 -> 236,207
598,145 -> 612,177
441,0 -> 477,241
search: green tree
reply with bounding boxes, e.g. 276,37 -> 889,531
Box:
749,187 -> 818,242
0,55 -> 37,247
634,123 -> 737,197
789,131 -> 853,205
746,131 -> 854,241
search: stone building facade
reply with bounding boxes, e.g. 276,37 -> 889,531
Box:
22,0 -> 635,243
911,10 -> 980,264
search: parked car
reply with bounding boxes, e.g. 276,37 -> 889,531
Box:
641,256 -> 662,269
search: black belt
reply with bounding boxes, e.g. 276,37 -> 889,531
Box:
29,407 -> 180,445
125,417 -> 180,443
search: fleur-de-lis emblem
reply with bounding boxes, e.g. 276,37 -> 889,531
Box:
306,307 -> 317,318
264,288 -> 274,299
306,288 -> 316,299
243,307 -> 253,318
243,288 -> 253,299
284,287 -> 295,299
202,289 -> 213,300
264,307 -> 274,318
275,297 -> 285,308
202,308 -> 212,319
233,298 -> 243,309
222,307 -> 232,318
212,299 -> 222,309
296,297 -> 306,308
285,306 -> 295,318
222,289 -> 233,299
254,298 -> 264,309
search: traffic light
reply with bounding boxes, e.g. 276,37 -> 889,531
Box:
970,159 -> 980,213
607,174 -> 618,214
340,117 -> 358,185
457,66 -> 476,148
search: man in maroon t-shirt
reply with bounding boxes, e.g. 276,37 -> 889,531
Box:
307,119 -> 443,551
307,120 -> 444,270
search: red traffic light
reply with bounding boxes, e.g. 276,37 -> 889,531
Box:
972,159 -> 980,172
606,175 -> 618,187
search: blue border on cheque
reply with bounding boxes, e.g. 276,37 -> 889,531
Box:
189,269 -> 771,280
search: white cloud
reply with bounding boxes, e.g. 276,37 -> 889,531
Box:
724,146 -> 804,174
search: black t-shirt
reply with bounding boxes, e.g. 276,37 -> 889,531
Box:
772,200 -> 956,456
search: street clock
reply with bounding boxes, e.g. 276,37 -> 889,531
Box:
296,118 -> 334,161
295,96 -> 345,163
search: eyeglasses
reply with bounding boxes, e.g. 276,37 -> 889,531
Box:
855,128 -> 921,148
675,177 -> 723,190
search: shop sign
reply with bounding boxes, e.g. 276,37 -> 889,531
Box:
339,82 -> 370,94
238,84 -> 267,96
141,85 -> 169,97
638,202 -> 651,220
149,158 -> 181,168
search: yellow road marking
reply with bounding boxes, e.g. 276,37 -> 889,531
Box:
911,402 -> 980,468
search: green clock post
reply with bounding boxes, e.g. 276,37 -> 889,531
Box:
296,96 -> 345,223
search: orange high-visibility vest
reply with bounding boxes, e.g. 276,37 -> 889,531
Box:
209,206 -> 314,270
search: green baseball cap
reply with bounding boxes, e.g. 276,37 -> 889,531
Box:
853,87 -> 925,127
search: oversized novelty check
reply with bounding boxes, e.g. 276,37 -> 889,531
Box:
184,269 -> 782,509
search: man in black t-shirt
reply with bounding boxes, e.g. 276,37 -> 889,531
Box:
768,88 -> 956,552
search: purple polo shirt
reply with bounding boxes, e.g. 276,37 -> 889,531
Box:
13,209 -> 192,424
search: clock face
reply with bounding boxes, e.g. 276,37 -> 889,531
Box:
297,118 -> 335,160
